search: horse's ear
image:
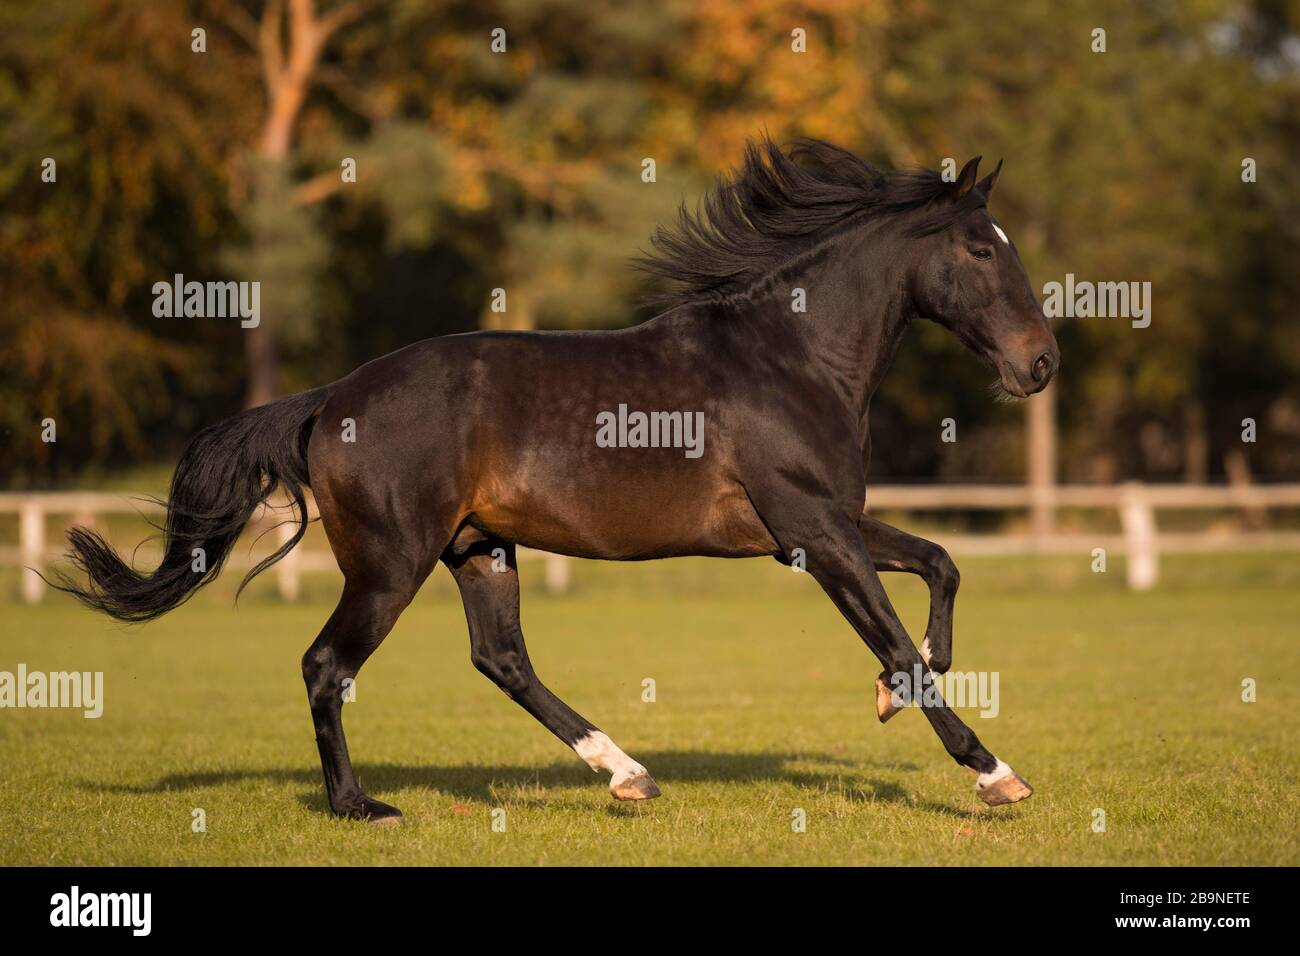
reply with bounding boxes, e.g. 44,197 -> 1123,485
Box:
976,159 -> 1003,200
953,156 -> 982,198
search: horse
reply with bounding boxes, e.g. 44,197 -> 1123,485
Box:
53,137 -> 1058,824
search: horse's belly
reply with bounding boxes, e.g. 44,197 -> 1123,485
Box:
470,470 -> 778,560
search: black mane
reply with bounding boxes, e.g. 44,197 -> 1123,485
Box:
635,136 -> 985,309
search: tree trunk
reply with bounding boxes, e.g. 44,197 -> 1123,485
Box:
244,314 -> 282,408
242,0 -> 356,408
1183,400 -> 1209,483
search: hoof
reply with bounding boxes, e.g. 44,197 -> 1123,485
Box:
337,796 -> 404,825
875,676 -> 904,723
611,770 -> 661,801
976,767 -> 1033,807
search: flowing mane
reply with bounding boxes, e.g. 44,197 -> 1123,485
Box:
635,136 -> 986,309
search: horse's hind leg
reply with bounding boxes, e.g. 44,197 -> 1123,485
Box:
303,469 -> 444,824
446,541 -> 660,801
302,580 -> 422,824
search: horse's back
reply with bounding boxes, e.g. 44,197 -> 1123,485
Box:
308,320 -> 777,561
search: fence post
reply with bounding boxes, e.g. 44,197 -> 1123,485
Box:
1119,482 -> 1158,591
19,501 -> 45,604
544,554 -> 571,595
276,515 -> 301,602
1027,384 -> 1057,542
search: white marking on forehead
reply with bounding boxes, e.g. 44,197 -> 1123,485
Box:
991,221 -> 1010,245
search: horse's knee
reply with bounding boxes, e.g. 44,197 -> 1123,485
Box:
924,544 -> 959,594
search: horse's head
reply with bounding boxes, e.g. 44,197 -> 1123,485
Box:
910,157 -> 1058,397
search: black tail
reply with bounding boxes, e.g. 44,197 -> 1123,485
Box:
50,386 -> 333,623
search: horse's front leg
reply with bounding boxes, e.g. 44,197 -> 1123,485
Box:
858,513 -> 959,674
798,512 -> 1032,806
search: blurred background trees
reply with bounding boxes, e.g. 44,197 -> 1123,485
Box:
1,0 -> 1297,486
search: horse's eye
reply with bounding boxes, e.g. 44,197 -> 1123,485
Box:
971,247 -> 993,261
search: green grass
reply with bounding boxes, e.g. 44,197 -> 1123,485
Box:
0,555 -> 1296,866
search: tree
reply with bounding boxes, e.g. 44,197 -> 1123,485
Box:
216,0 -> 381,407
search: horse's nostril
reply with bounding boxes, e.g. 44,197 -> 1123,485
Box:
1031,352 -> 1053,382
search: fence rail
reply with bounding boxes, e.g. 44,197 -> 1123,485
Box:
0,492 -> 571,604
3,483 -> 1299,601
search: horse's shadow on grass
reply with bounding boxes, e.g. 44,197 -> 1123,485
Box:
88,750 -> 996,819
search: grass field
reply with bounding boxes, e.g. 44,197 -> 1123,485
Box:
1,554 -> 1297,866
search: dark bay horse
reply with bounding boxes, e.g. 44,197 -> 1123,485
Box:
55,138 -> 1058,823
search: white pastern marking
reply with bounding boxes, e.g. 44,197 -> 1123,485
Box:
976,759 -> 1014,790
573,731 -> 647,786
992,222 -> 1010,245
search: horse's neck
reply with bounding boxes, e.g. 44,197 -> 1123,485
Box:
785,227 -> 916,417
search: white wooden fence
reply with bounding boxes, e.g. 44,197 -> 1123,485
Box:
3,483 -> 1299,602
0,492 -> 570,604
